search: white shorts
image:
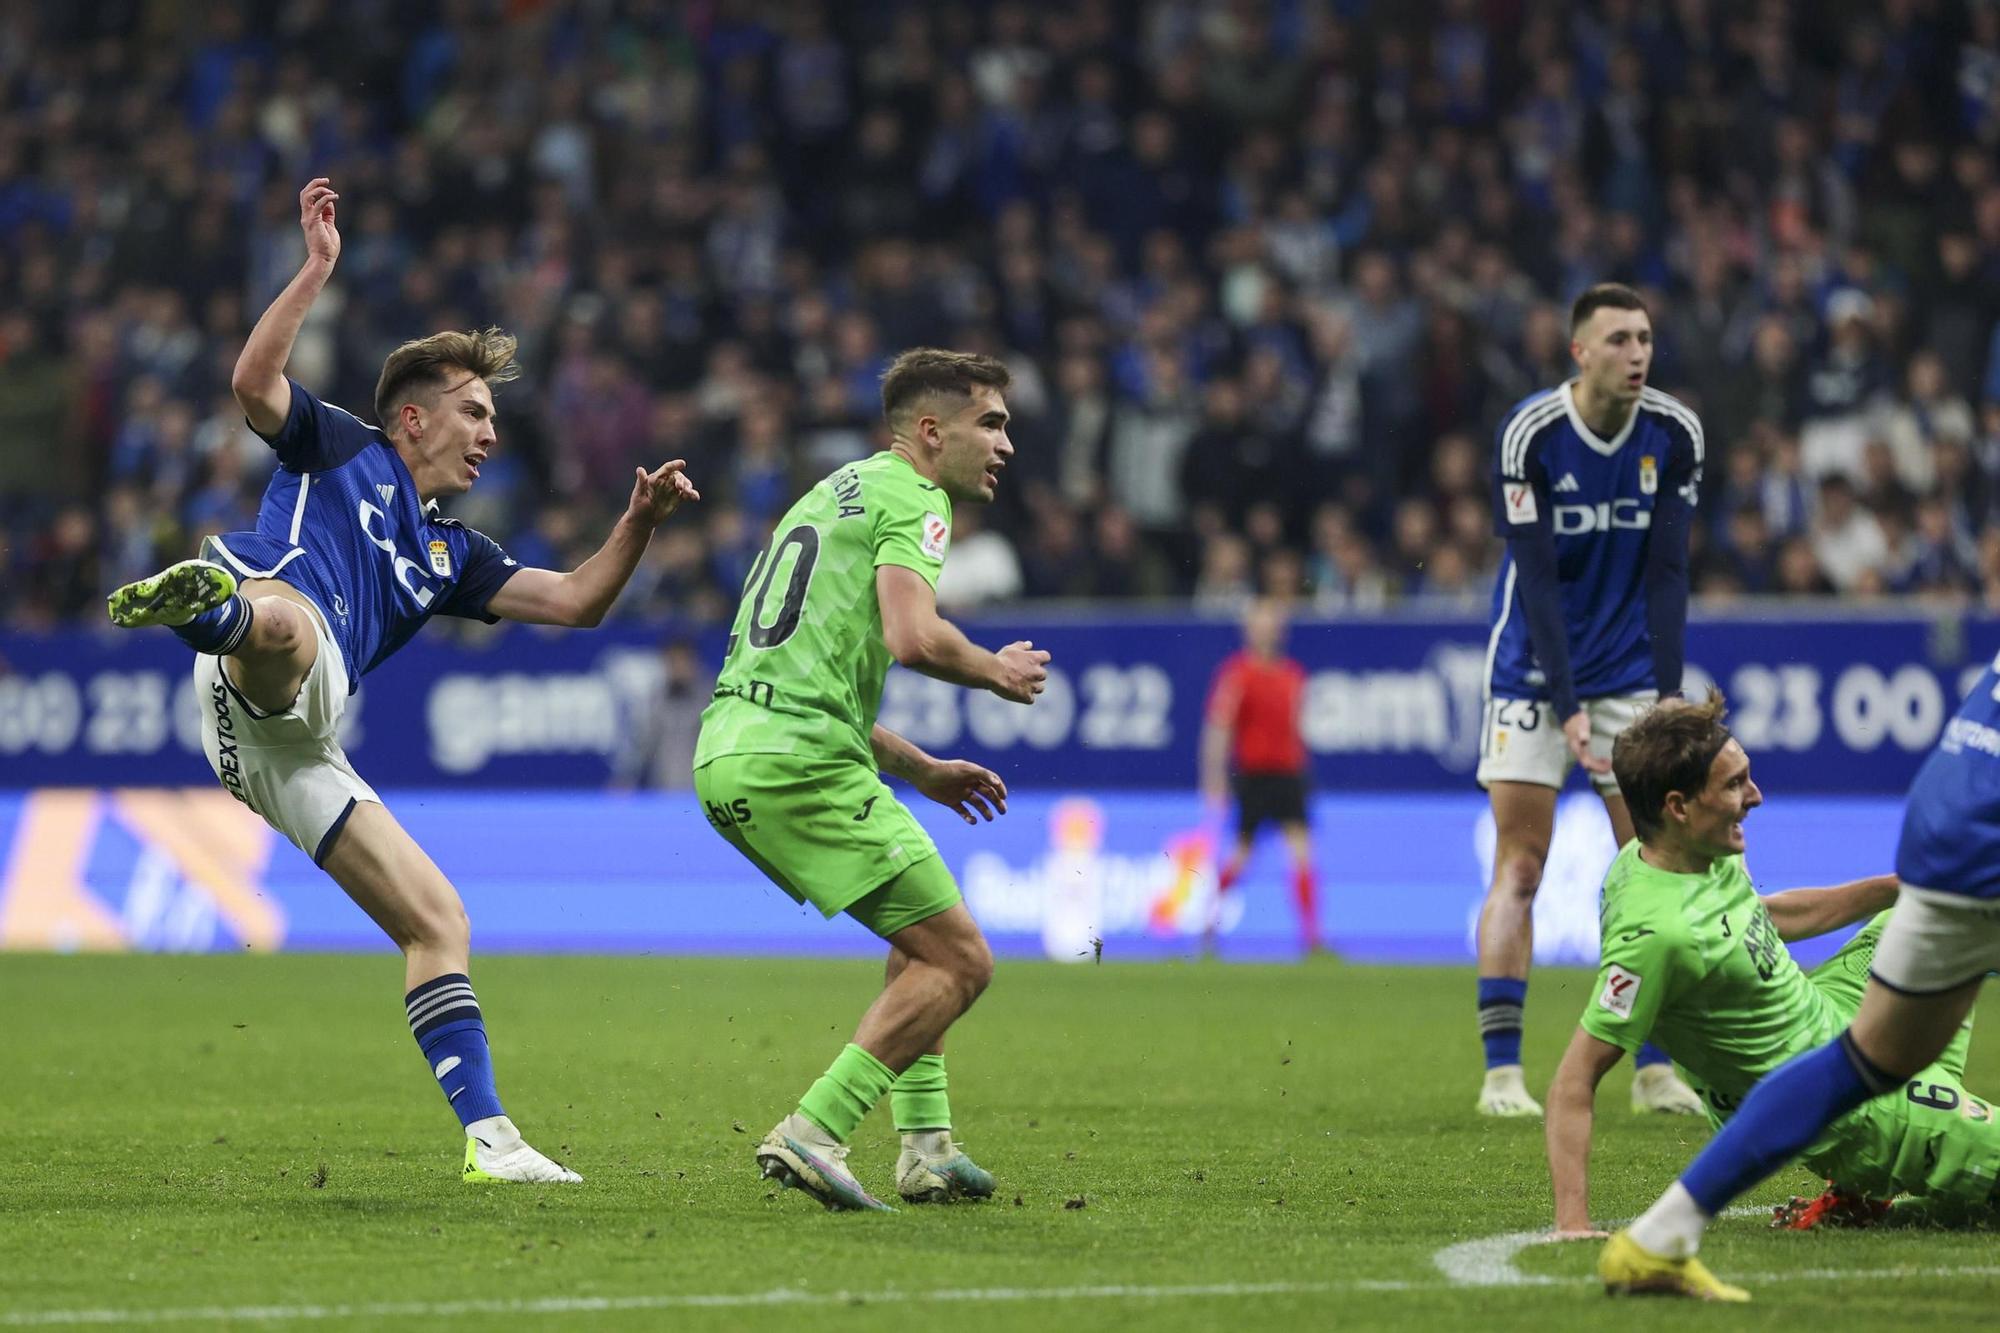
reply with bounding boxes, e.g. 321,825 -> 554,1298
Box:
194,595 -> 377,863
1869,884 -> 2000,995
1475,692 -> 1656,794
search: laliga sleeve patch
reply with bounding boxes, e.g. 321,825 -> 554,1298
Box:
1598,965 -> 1642,1018
920,512 -> 950,561
1502,481 -> 1539,525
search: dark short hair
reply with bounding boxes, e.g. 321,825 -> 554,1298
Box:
374,327 -> 520,431
879,348 -> 1011,427
1612,691 -> 1734,841
1570,282 -> 1649,335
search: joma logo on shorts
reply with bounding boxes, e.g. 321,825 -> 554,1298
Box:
705,798 -> 753,829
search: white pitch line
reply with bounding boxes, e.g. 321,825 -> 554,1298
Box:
1432,1205 -> 1767,1286
8,1261 -> 2000,1327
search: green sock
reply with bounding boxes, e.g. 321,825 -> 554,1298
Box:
891,1053 -> 951,1132
796,1043 -> 897,1143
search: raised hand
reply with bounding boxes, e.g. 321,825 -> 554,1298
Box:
916,759 -> 1009,825
627,460 -> 701,526
299,178 -> 340,266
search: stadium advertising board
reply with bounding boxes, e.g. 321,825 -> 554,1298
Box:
0,787 -> 1892,965
0,612 -> 1984,793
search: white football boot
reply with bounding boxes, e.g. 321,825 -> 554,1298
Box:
895,1130 -> 996,1203
1631,1063 -> 1706,1115
1477,1064 -> 1544,1117
461,1115 -> 583,1183
756,1112 -> 894,1212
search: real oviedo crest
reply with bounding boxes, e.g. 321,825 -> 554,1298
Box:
1638,455 -> 1658,495
428,539 -> 452,577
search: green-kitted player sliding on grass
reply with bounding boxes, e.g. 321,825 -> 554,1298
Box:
1543,694 -> 2000,1300
693,349 -> 1050,1211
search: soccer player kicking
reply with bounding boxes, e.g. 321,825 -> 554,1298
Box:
1200,598 -> 1322,954
1601,657 -> 2000,1299
105,179 -> 699,1183
692,349 -> 1046,1211
1547,696 -> 2000,1293
1473,283 -> 1705,1118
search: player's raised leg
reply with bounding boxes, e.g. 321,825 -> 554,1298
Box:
883,942 -> 995,1203
1475,780 -> 1556,1116
320,802 -> 580,1184
109,556 -> 323,707
1597,783 -> 1703,1115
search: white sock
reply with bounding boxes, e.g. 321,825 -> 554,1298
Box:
902,1129 -> 952,1156
1627,1182 -> 1709,1258
466,1114 -> 520,1150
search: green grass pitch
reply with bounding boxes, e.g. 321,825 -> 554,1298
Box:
4,953 -> 1999,1330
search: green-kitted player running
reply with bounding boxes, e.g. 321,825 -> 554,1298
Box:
1546,693 -> 2000,1258
693,348 -> 1050,1211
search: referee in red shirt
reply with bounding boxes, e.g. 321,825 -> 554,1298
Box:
1200,599 -> 1322,954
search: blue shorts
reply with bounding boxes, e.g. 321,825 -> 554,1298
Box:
1895,749 -> 2000,903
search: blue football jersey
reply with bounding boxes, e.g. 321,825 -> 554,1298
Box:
1485,383 -> 1702,701
201,380 -> 521,689
1897,654 -> 2000,900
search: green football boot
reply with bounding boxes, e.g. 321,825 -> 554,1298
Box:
106,558 -> 237,629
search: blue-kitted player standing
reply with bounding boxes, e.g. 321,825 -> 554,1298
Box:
1601,652 -> 2000,1300
1473,283 -> 1708,1118
105,179 -> 700,1182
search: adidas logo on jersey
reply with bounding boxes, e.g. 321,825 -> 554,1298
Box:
1553,473 -> 1581,493
377,483 -> 396,506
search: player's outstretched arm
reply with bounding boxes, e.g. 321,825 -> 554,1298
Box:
1761,874 -> 1899,942
877,565 -> 1048,703
1546,1027 -> 1626,1236
486,461 -> 699,627
232,179 -> 342,436
871,724 -> 1009,825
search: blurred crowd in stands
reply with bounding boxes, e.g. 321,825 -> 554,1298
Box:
7,0 -> 2000,628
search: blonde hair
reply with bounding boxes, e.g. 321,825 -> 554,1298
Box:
373,327 -> 520,431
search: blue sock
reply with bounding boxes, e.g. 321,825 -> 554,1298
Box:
172,594 -> 254,655
1680,1033 -> 1893,1213
406,973 -> 506,1128
1476,977 -> 1528,1068
1634,1041 -> 1672,1068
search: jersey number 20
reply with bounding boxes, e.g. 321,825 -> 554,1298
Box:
742,525 -> 821,649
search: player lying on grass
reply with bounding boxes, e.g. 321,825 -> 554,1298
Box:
1546,696 -> 2000,1294
105,178 -> 698,1183
1602,646 -> 2000,1300
692,349 -> 1047,1211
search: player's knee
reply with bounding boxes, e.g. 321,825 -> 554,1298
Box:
955,936 -> 994,1004
1491,850 -> 1546,901
247,597 -> 311,663
406,897 -> 470,954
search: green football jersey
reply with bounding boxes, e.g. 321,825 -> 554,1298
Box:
693,452 -> 953,770
1580,842 -> 1845,1107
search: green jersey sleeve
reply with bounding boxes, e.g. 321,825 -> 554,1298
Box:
872,470 -> 952,589
1579,919 -> 1699,1052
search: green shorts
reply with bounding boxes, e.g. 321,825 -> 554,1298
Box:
1800,913 -> 2000,1211
693,751 -> 959,938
